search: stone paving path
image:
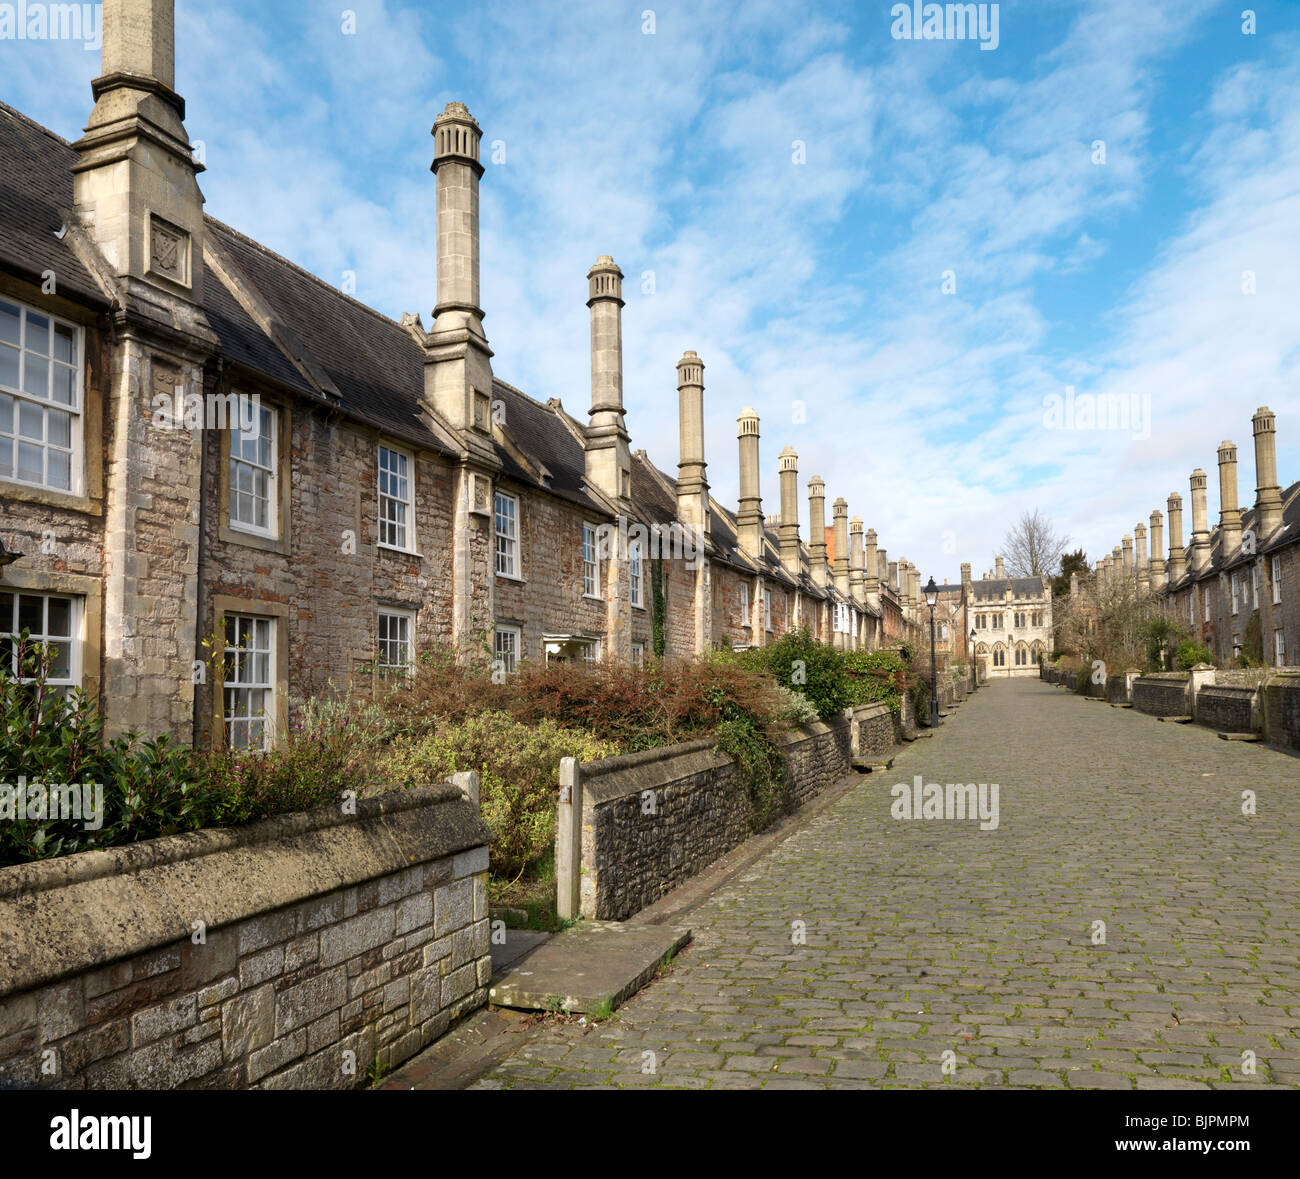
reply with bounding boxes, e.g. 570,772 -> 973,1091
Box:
469,680 -> 1300,1089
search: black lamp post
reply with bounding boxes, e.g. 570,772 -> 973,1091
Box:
969,628 -> 977,691
924,576 -> 940,728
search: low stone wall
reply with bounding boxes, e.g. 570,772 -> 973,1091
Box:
1132,675 -> 1191,718
0,782 -> 491,1090
1263,675 -> 1300,751
1195,685 -> 1258,733
575,703 -> 894,921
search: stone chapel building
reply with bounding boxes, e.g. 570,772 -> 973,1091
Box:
0,0 -> 925,750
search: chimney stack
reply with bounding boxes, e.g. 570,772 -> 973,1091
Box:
832,498 -> 850,599
737,408 -> 763,558
1217,440 -> 1242,557
778,447 -> 800,576
995,555 -> 1005,580
675,352 -> 709,535
1134,523 -> 1149,591
849,517 -> 865,608
73,0 -> 209,305
1189,468 -> 1211,572
425,102 -> 497,456
585,257 -> 631,502
1167,492 -> 1186,581
1252,407 -> 1283,538
1149,509 -> 1166,591
1122,534 -> 1133,574
888,560 -> 899,594
866,529 -> 880,603
808,478 -> 828,588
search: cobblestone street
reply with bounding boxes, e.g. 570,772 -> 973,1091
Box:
471,680 -> 1300,1089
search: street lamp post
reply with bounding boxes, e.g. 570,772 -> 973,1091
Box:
969,628 -> 977,691
924,576 -> 940,728
1007,633 -> 1015,679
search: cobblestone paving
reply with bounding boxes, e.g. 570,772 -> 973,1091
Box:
472,680 -> 1300,1089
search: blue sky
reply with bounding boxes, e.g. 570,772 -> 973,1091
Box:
5,0 -> 1299,581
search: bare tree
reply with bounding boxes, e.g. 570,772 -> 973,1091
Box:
999,509 -> 1069,579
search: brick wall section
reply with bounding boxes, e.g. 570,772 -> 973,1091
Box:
1132,675 -> 1191,718
0,785 -> 490,1090
1263,676 -> 1300,751
1194,685 -> 1257,733
577,704 -> 894,920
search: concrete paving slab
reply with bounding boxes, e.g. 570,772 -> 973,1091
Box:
487,921 -> 691,1014
490,929 -> 550,978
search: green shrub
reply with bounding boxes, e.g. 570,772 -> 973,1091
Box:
0,639 -> 214,866
378,712 -> 618,879
713,715 -> 787,831
1174,640 -> 1214,670
736,628 -> 852,718
770,683 -> 820,727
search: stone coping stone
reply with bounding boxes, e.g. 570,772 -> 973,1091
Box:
489,929 -> 551,978
0,783 -> 489,1000
487,921 -> 691,1013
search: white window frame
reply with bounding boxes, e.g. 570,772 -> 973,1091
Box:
377,607 -> 415,676
581,638 -> 601,664
630,640 -> 645,667
1,590 -> 81,689
582,523 -> 602,599
1275,628 -> 1286,667
764,588 -> 772,632
1272,557 -> 1282,605
377,444 -> 415,552
494,624 -> 521,674
629,539 -> 644,609
1251,565 -> 1259,609
1204,587 -> 1211,622
223,614 -> 275,751
1231,573 -> 1240,616
0,297 -> 83,495
740,583 -> 750,627
494,491 -> 519,578
229,396 -> 278,537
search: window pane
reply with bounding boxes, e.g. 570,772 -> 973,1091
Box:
47,410 -> 70,448
0,344 -> 17,390
46,450 -> 71,490
18,595 -> 43,634
18,400 -> 42,440
22,353 -> 48,399
0,302 -> 18,347
53,324 -> 75,364
46,597 -> 72,637
17,440 -> 42,483
51,363 -> 76,406
0,393 -> 11,434
25,313 -> 49,355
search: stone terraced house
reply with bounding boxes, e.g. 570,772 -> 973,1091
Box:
0,0 -> 924,750
1082,407 -> 1299,670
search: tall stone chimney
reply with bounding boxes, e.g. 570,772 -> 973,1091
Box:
1149,509 -> 1166,591
995,555 -> 1005,580
888,560 -> 899,594
1134,523 -> 1149,591
585,256 -> 631,504
1122,534 -> 1133,574
425,102 -> 497,466
849,517 -> 865,608
736,408 -> 763,558
1167,492 -> 1186,581
1252,407 -> 1283,539
865,529 -> 880,604
1217,440 -> 1242,557
72,0 -> 209,315
808,477 -> 828,588
1188,469 -> 1211,572
832,499 -> 850,600
778,447 -> 800,576
675,352 -> 709,535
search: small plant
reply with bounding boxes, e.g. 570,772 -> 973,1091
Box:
1174,640 -> 1214,670
365,1057 -> 391,1085
589,996 -> 615,1021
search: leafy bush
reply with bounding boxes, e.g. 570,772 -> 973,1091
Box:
378,712 -> 618,879
770,683 -> 820,727
734,628 -> 852,718
841,648 -> 907,712
0,639 -> 215,866
1175,640 -> 1214,670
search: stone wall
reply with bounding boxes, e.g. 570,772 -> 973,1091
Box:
1262,675 -> 1300,751
576,703 -> 893,920
0,783 -> 490,1090
1132,674 -> 1191,718
1194,685 -> 1257,733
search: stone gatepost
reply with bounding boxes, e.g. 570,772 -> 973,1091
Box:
1188,663 -> 1216,720
556,758 -> 583,921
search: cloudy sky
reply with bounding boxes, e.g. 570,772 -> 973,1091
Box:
5,0 -> 1299,582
